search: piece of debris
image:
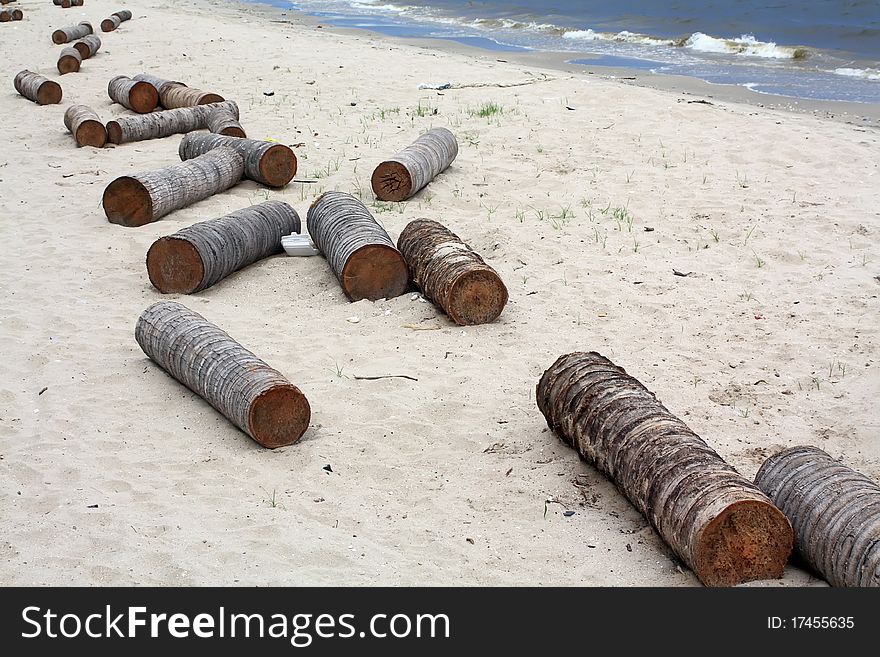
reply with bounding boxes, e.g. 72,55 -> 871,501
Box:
466,537 -> 475,544
323,464 -> 333,473
673,269 -> 694,277
263,91 -> 275,96
38,387 -> 48,396
353,374 -> 418,382
563,511 -> 576,517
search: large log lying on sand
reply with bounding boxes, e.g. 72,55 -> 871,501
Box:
136,301 -> 310,448
106,100 -> 239,144
397,219 -> 507,325
371,128 -> 458,202
14,70 -> 62,105
103,146 -> 244,227
101,10 -> 131,32
755,446 -> 880,587
0,8 -> 22,21
52,21 -> 92,44
64,105 -> 106,148
537,352 -> 794,587
72,34 -> 101,60
57,47 -> 82,75
107,75 -> 159,113
133,73 -> 224,108
207,106 -> 246,138
147,201 -> 300,294
178,133 -> 296,187
307,192 -> 409,301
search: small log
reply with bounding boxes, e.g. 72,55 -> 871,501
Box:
57,47 -> 82,75
397,219 -> 507,325
178,133 -> 296,187
100,15 -> 121,32
536,352 -> 793,587
371,127 -> 458,202
307,191 -> 409,301
106,100 -> 239,144
72,34 -> 101,60
107,75 -> 159,114
103,146 -> 244,227
136,301 -> 310,448
207,106 -> 246,138
147,200 -> 301,294
0,8 -> 22,20
53,0 -> 84,6
755,446 -> 880,587
52,21 -> 92,45
132,73 -> 223,108
113,10 -> 132,21
64,104 -> 106,148
14,70 -> 62,105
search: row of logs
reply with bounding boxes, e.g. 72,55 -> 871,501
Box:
0,7 -> 22,21
101,10 -> 131,33
57,35 -> 101,74
53,0 -> 85,7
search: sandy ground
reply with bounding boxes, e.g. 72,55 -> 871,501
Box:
0,0 -> 878,586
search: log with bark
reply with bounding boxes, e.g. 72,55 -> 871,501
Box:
103,146 -> 244,227
136,301 -> 310,448
132,73 -> 224,108
101,10 -> 131,32
106,100 -> 239,144
52,21 -> 92,44
14,70 -> 62,105
536,351 -> 794,587
397,219 -> 507,325
307,191 -> 409,301
53,0 -> 84,6
147,200 -> 301,294
0,7 -> 22,20
107,75 -> 159,113
57,47 -> 82,75
64,105 -> 106,148
755,446 -> 880,587
371,127 -> 458,202
207,106 -> 246,138
178,133 -> 296,187
72,34 -> 101,60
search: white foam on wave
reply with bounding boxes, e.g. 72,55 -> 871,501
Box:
833,67 -> 880,81
684,33 -> 806,59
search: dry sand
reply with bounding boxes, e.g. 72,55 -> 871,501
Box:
0,0 -> 878,586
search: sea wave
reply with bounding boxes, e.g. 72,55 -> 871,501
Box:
684,32 -> 810,59
833,67 -> 880,81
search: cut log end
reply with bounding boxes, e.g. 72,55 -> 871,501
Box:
198,93 -> 225,105
75,120 -> 107,148
694,500 -> 793,587
340,244 -> 409,301
100,19 -> 117,32
130,81 -> 160,114
146,237 -> 206,294
248,384 -> 311,448
52,31 -> 66,44
103,176 -> 154,227
220,126 -> 247,138
259,144 -> 297,187
57,55 -> 81,75
37,81 -> 63,105
447,269 -> 509,325
371,161 -> 412,202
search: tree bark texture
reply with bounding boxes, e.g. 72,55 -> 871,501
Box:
107,75 -> 159,114
52,21 -> 92,44
146,200 -> 301,294
14,70 -> 62,105
72,34 -> 101,60
106,100 -> 239,144
132,73 -> 223,108
536,351 -> 794,587
64,104 -> 106,148
135,301 -> 310,448
371,127 -> 458,201
307,191 -> 409,302
103,146 -> 244,227
178,133 -> 296,188
397,219 -> 507,325
755,446 -> 880,587
207,106 -> 246,138
57,47 -> 82,75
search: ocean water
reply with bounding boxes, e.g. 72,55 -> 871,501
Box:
249,0 -> 880,103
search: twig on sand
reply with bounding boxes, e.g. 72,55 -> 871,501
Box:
353,374 -> 419,382
401,323 -> 442,330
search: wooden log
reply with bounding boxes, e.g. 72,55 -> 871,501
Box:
0,8 -> 22,20
755,446 -> 880,587
207,106 -> 246,138
102,146 -> 244,227
146,201 -> 301,294
307,191 -> 409,301
113,10 -> 132,21
536,351 -> 793,587
72,34 -> 100,60
371,127 -> 458,202
57,47 -> 81,75
52,21 -> 92,44
106,100 -> 239,144
107,75 -> 159,114
397,219 -> 507,325
132,73 -> 224,108
64,104 -> 106,148
14,70 -> 62,105
101,15 -> 120,32
178,133 -> 296,188
136,301 -> 310,448
54,0 -> 84,6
